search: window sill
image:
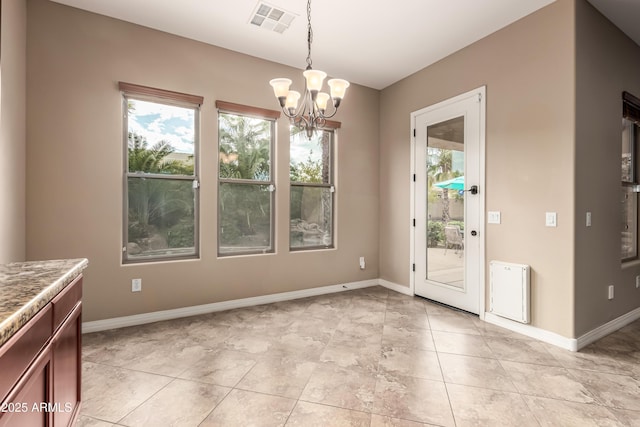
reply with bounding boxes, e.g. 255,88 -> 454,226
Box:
622,258 -> 640,269
122,256 -> 200,267
290,246 -> 336,254
217,251 -> 276,260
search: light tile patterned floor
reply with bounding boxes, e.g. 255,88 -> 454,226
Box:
76,286 -> 640,426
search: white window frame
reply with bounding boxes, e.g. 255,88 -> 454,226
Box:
289,126 -> 338,251
216,101 -> 279,257
622,92 -> 640,263
121,82 -> 202,263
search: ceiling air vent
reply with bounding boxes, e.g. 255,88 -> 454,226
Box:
249,2 -> 296,34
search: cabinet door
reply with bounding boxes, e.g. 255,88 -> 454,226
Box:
0,304 -> 53,404
0,345 -> 53,427
52,303 -> 82,427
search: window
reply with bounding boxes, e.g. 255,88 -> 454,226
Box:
217,101 -> 278,256
290,125 -> 337,250
121,83 -> 202,263
622,91 -> 640,261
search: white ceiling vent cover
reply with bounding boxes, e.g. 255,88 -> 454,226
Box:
249,2 -> 296,34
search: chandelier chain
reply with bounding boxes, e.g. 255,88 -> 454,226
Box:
306,0 -> 313,70
268,0 -> 348,138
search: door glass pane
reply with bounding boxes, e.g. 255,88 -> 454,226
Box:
426,116 -> 465,288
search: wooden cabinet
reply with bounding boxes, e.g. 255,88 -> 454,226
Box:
0,344 -> 53,427
52,302 -> 82,427
0,275 -> 82,427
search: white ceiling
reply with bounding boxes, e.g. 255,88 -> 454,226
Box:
49,0 -> 637,90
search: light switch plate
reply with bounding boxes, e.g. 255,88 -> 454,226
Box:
545,212 -> 557,227
488,211 -> 501,224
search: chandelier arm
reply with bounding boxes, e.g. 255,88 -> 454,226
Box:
296,86 -> 312,119
280,107 -> 299,120
294,113 -> 313,131
279,81 -> 312,119
316,103 -> 339,119
281,103 -> 309,120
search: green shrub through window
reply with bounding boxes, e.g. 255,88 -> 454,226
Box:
217,111 -> 275,256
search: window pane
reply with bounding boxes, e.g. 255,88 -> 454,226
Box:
622,187 -> 637,260
219,182 -> 273,255
218,113 -> 272,181
127,99 -> 195,174
127,177 -> 195,259
290,186 -> 333,249
290,128 -> 332,184
622,118 -> 635,182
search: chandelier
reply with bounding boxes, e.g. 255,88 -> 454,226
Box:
269,0 -> 349,138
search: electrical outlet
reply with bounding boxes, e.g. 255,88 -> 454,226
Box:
132,278 -> 142,292
586,212 -> 592,227
636,276 -> 640,289
608,285 -> 614,300
359,256 -> 365,270
545,212 -> 557,227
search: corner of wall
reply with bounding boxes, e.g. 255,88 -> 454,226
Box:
0,0 -> 27,263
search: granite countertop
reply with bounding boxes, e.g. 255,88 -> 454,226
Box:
0,258 -> 88,347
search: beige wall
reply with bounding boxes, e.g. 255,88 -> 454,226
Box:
574,1 -> 640,336
0,0 -> 27,263
21,0 -> 640,339
380,0 -> 576,337
26,0 -> 380,321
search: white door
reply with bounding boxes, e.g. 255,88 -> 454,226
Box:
413,88 -> 485,314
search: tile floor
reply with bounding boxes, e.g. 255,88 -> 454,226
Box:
76,286 -> 640,426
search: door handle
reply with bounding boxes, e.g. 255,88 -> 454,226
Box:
468,185 -> 478,195
470,230 -> 477,236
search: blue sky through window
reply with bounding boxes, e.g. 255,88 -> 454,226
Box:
128,99 -> 195,154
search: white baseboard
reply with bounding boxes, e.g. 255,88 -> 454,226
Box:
484,312 -> 578,351
378,279 -> 413,296
83,274 -> 640,353
576,306 -> 640,350
82,279 -> 378,334
484,307 -> 640,352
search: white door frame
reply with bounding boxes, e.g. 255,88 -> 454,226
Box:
409,86 -> 486,318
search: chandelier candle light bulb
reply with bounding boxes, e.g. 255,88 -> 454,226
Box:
268,0 -> 349,138
270,78 -> 292,107
302,69 -> 327,95
285,90 -> 301,112
316,92 -> 330,112
328,79 -> 349,107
